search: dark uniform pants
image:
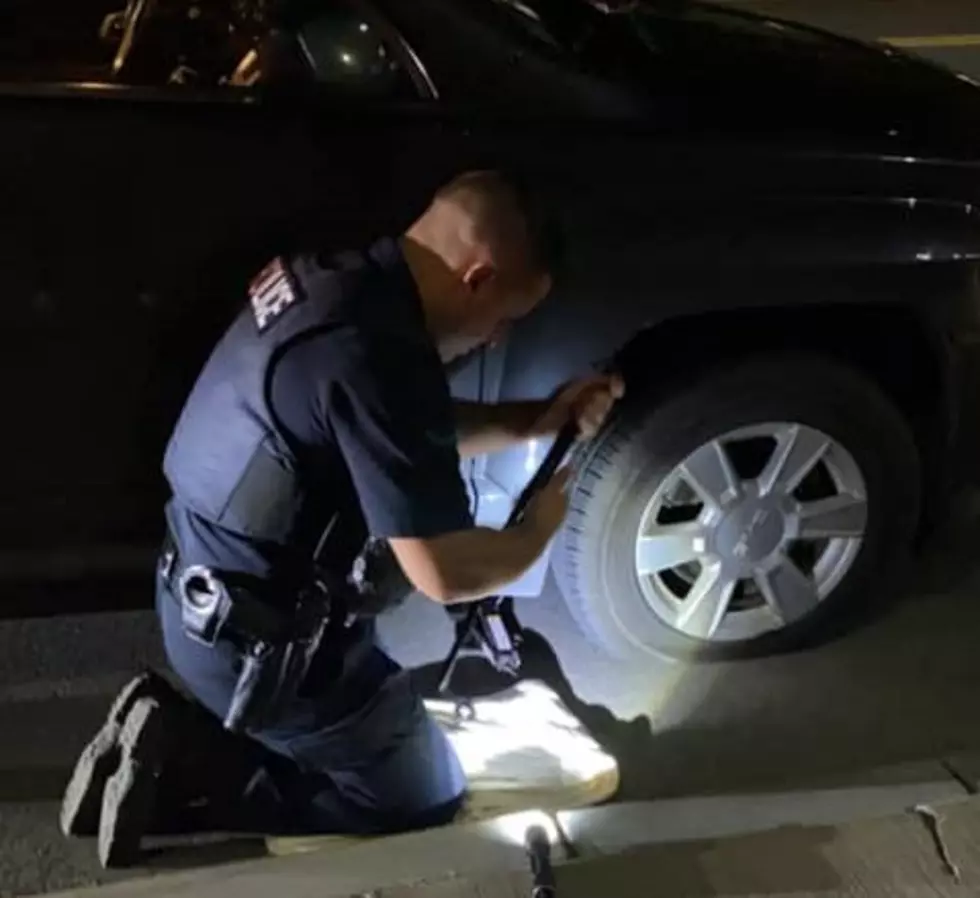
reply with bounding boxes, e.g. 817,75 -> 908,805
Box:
155,573 -> 467,836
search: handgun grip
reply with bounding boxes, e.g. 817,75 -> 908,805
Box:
223,645 -> 270,734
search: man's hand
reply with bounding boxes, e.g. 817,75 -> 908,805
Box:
536,373 -> 626,440
453,373 -> 625,458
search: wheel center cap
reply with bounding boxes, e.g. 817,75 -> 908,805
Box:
715,500 -> 786,566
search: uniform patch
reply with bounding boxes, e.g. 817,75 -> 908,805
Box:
249,257 -> 301,332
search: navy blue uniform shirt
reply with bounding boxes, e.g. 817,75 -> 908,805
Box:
165,237 -> 474,581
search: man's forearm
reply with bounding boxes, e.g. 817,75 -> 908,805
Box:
412,521 -> 555,605
454,400 -> 555,458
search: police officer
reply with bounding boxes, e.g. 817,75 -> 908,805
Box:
61,170 -> 624,867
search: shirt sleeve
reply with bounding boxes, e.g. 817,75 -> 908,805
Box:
270,330 -> 474,540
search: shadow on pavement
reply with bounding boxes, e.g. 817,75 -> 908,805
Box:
140,835 -> 269,872
0,766 -> 72,804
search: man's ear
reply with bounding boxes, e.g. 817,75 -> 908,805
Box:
461,261 -> 496,293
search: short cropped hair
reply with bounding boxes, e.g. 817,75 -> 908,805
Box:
434,170 -> 564,279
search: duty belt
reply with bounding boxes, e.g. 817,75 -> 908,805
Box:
159,530 -> 345,733
159,532 -> 336,647
159,531 -> 280,599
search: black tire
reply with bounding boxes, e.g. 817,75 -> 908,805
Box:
553,353 -> 922,662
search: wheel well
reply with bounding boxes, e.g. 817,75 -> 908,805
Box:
615,303 -> 949,496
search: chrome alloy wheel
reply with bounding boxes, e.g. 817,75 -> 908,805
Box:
633,423 -> 868,643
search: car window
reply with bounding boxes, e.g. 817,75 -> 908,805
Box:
385,0 -> 650,117
0,0 -> 249,90
0,0 -> 117,84
0,0 -> 420,100
483,0 -> 564,52
295,3 -> 419,99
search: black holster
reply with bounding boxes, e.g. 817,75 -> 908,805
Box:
177,565 -> 340,734
170,522 -> 409,734
224,633 -> 321,734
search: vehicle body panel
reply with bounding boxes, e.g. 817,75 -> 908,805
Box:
3,0 -> 980,608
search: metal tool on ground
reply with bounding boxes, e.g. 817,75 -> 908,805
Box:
436,419 -> 581,716
525,823 -> 558,898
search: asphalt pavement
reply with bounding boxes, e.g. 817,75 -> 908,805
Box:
6,0 -> 980,894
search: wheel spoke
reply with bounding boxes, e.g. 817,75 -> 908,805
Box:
680,439 -> 741,510
675,562 -> 738,639
636,523 -> 707,575
758,425 -> 830,497
754,555 -> 820,624
798,494 -> 867,539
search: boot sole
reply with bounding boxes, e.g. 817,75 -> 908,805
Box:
60,672 -> 160,838
97,697 -> 169,869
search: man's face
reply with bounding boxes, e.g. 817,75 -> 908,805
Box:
441,266 -> 553,362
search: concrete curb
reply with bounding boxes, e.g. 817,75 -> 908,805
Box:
46,755 -> 980,898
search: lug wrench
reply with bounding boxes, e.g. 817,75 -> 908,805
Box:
436,419 -> 581,717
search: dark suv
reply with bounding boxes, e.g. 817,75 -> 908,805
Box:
4,0 -> 980,662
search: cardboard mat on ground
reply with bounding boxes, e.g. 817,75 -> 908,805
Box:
267,678 -> 621,856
